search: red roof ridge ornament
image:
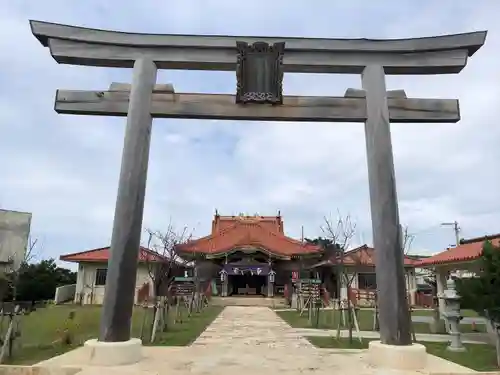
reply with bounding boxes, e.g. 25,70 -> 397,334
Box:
236,215 -> 261,223
176,213 -> 321,257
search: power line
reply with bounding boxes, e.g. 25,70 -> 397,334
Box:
408,223 -> 443,237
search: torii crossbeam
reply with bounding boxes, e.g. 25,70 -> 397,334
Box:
56,84 -> 460,123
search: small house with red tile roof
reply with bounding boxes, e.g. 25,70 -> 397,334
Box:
175,213 -> 322,298
415,233 -> 500,269
59,246 -> 188,305
310,245 -> 420,306
414,233 -> 500,316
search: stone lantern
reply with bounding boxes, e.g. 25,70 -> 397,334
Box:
441,277 -> 466,352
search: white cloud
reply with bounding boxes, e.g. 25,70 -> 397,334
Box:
0,0 -> 499,266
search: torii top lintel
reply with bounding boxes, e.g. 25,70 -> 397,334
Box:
30,20 -> 487,75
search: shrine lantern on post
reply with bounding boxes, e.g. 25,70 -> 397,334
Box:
269,270 -> 276,283
219,269 -> 227,282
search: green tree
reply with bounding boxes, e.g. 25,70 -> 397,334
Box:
456,241 -> 500,321
4,259 -> 77,302
305,237 -> 343,256
456,240 -> 500,366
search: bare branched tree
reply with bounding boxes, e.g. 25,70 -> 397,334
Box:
6,236 -> 41,303
143,223 -> 193,342
321,211 -> 357,342
401,225 -> 415,255
24,236 -> 38,264
0,235 -> 41,364
321,212 -> 357,252
145,224 -> 193,298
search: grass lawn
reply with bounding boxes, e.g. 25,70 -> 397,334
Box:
276,309 -> 486,333
306,336 -> 498,372
3,304 -> 222,365
149,305 -> 222,346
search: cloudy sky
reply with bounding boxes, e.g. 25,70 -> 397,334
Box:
1,1 -> 498,265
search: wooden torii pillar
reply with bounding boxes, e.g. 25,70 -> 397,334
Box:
30,21 -> 486,355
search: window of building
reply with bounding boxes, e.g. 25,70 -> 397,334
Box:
95,268 -> 108,286
358,272 -> 377,290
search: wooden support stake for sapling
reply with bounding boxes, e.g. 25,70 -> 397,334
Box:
410,306 -> 417,342
373,298 -> 380,331
335,302 -> 344,340
315,303 -> 320,328
158,298 -> 165,331
160,297 -> 168,332
12,314 -> 22,358
188,292 -> 195,316
331,299 -> 338,328
335,311 -> 342,340
200,293 -> 207,310
150,301 -> 161,343
174,298 -> 179,324
0,306 -> 19,364
351,304 -> 363,343
139,304 -> 148,341
197,292 -> 203,313
0,309 -> 5,337
195,292 -> 201,313
175,298 -> 182,324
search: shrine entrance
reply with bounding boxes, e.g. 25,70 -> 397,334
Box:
31,20 -> 486,348
229,273 -> 266,296
223,260 -> 270,297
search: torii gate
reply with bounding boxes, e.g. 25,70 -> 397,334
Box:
30,20 -> 486,366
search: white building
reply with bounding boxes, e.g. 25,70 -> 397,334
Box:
59,246 -> 173,305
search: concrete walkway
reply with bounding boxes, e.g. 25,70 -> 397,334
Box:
275,308 -> 486,325
294,328 -> 490,344
37,307 -> 476,375
412,315 -> 486,325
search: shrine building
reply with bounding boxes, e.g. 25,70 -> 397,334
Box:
176,212 -> 323,298
57,212 -> 421,306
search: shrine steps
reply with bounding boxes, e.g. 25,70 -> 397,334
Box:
211,296 -> 287,308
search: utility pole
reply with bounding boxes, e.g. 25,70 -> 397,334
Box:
441,221 -> 461,247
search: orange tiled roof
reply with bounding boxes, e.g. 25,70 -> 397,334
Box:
338,245 -> 417,266
415,234 -> 500,267
60,246 -> 167,263
213,215 -> 284,234
177,214 -> 320,256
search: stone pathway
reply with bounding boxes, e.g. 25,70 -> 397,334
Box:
293,328 -> 490,344
192,305 -> 314,350
412,315 -> 486,325
37,306 -> 476,374
275,308 -> 487,325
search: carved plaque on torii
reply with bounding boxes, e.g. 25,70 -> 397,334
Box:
235,41 -> 285,104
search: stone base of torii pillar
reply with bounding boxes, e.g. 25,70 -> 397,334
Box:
83,338 -> 143,366
367,341 -> 427,371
